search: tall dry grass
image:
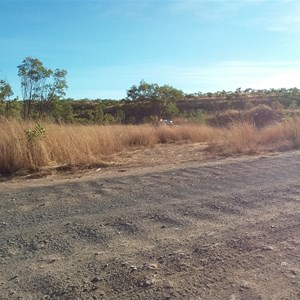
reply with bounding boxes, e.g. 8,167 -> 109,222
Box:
0,117 -> 299,174
0,120 -> 221,174
258,117 -> 300,149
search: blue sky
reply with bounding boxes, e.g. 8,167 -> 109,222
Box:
1,0 -> 300,99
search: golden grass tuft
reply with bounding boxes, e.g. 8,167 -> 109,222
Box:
224,121 -> 258,154
258,117 -> 300,149
0,117 -> 299,175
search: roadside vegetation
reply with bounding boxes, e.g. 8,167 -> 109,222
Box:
0,117 -> 299,175
1,57 -> 300,175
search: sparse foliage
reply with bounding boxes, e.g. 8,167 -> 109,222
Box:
24,123 -> 46,143
0,80 -> 14,101
18,57 -> 67,118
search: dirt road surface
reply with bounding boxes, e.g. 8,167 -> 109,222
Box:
0,150 -> 299,300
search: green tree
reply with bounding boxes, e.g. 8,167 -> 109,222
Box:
17,57 -> 67,119
126,80 -> 183,103
163,102 -> 179,119
39,69 -> 68,117
156,85 -> 184,102
50,99 -> 74,123
0,80 -> 14,117
126,80 -> 159,102
0,80 -> 14,101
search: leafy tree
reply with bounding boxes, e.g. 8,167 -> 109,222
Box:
163,102 -> 179,119
126,80 -> 159,102
39,69 -> 68,117
156,85 -> 184,103
0,80 -> 15,117
17,57 -> 67,118
18,57 -> 50,118
126,80 -> 183,103
205,92 -> 214,98
0,80 -> 13,101
50,99 -> 74,123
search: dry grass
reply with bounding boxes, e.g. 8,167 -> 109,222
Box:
223,121 -> 258,154
0,118 -> 299,175
258,117 -> 300,149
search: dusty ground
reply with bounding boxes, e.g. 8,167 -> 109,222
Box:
0,145 -> 299,300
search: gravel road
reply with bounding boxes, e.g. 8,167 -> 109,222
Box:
0,150 -> 300,300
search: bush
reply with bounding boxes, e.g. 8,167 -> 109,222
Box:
24,123 -> 46,143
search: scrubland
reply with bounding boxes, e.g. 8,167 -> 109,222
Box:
0,116 -> 299,175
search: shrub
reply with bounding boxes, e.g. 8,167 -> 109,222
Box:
24,123 -> 46,143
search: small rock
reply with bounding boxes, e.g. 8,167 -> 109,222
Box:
291,269 -> 297,275
130,265 -> 137,271
91,276 -> 101,283
145,263 -> 158,270
239,281 -> 251,290
140,279 -> 154,287
163,281 -> 173,289
261,245 -> 274,251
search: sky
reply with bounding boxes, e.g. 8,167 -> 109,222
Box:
1,0 -> 300,100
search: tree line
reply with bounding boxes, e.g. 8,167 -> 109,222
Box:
1,57 -> 300,123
